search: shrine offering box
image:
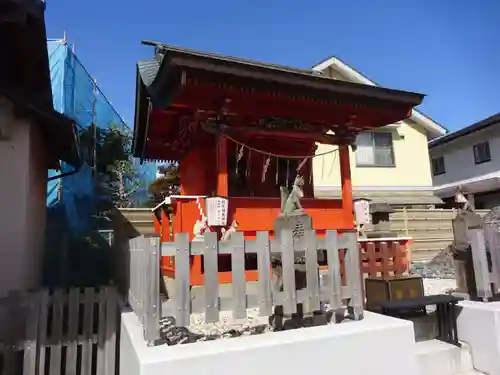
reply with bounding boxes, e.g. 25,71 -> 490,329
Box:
365,276 -> 424,312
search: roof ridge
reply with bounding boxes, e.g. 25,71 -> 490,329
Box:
312,55 -> 448,136
429,112 -> 500,148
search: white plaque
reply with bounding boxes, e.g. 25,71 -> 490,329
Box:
205,196 -> 229,227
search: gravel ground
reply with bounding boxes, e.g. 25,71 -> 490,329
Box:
159,306 -> 344,346
409,245 -> 458,280
422,278 -> 456,296
410,262 -> 456,279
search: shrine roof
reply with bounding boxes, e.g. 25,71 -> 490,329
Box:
136,41 -> 425,106
133,41 -> 426,161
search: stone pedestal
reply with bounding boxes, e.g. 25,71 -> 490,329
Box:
454,259 -> 468,294
274,214 -> 312,241
451,211 -> 483,299
272,213 -> 315,326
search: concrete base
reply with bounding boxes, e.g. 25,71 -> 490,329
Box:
415,340 -> 473,375
121,311 -> 417,375
457,300 -> 500,375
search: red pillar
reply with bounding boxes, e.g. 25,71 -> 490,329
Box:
339,145 -> 354,227
217,136 -> 229,196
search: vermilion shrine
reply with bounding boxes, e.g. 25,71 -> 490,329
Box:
132,42 -> 421,286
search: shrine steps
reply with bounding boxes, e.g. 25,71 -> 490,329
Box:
415,340 -> 476,375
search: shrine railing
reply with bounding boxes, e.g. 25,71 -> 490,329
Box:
114,234 -> 161,344
358,238 -> 410,278
161,230 -> 364,327
118,230 -> 366,343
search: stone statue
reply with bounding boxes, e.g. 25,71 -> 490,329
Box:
221,220 -> 239,241
455,186 -> 472,213
193,218 -> 209,240
451,205 -> 483,297
280,175 -> 305,216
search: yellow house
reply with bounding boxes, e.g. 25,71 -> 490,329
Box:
311,57 -> 447,207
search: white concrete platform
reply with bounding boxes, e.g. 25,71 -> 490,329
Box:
457,300 -> 500,375
415,340 -> 473,375
121,310 -> 417,375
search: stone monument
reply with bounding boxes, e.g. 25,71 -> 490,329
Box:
451,191 -> 483,297
271,175 -> 318,328
482,206 -> 500,293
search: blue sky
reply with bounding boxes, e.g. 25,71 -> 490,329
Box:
45,0 -> 499,132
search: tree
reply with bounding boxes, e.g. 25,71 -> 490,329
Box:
79,124 -> 141,219
102,159 -> 140,208
148,163 -> 180,203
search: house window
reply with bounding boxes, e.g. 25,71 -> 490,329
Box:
355,132 -> 395,167
473,142 -> 491,164
431,156 -> 446,176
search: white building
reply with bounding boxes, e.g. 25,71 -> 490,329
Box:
0,1 -> 80,296
429,113 -> 500,209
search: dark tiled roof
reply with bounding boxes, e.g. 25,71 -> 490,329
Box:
429,113 -> 500,149
137,56 -> 162,88
142,40 -> 321,77
140,41 -> 425,104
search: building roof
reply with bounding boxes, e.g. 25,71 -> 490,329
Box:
139,41 -> 425,104
0,0 -> 80,168
134,41 -> 426,160
428,112 -> 500,149
315,187 -> 443,205
312,56 -> 447,140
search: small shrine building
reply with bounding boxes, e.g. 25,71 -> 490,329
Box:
132,42 -> 424,284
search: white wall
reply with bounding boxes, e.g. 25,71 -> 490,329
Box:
0,100 -> 48,296
430,125 -> 500,193
315,66 -> 435,191
457,301 -> 500,375
315,120 -> 434,190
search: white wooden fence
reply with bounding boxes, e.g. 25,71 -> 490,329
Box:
125,236 -> 161,344
161,230 -> 364,327
122,230 -> 364,344
0,287 -> 118,375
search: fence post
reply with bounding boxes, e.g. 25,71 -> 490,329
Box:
175,233 -> 191,327
144,236 -> 161,344
468,228 -> 492,301
345,232 -> 364,320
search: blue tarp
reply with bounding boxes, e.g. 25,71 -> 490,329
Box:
47,40 -> 156,233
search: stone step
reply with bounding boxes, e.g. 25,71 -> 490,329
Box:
415,340 -> 473,375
